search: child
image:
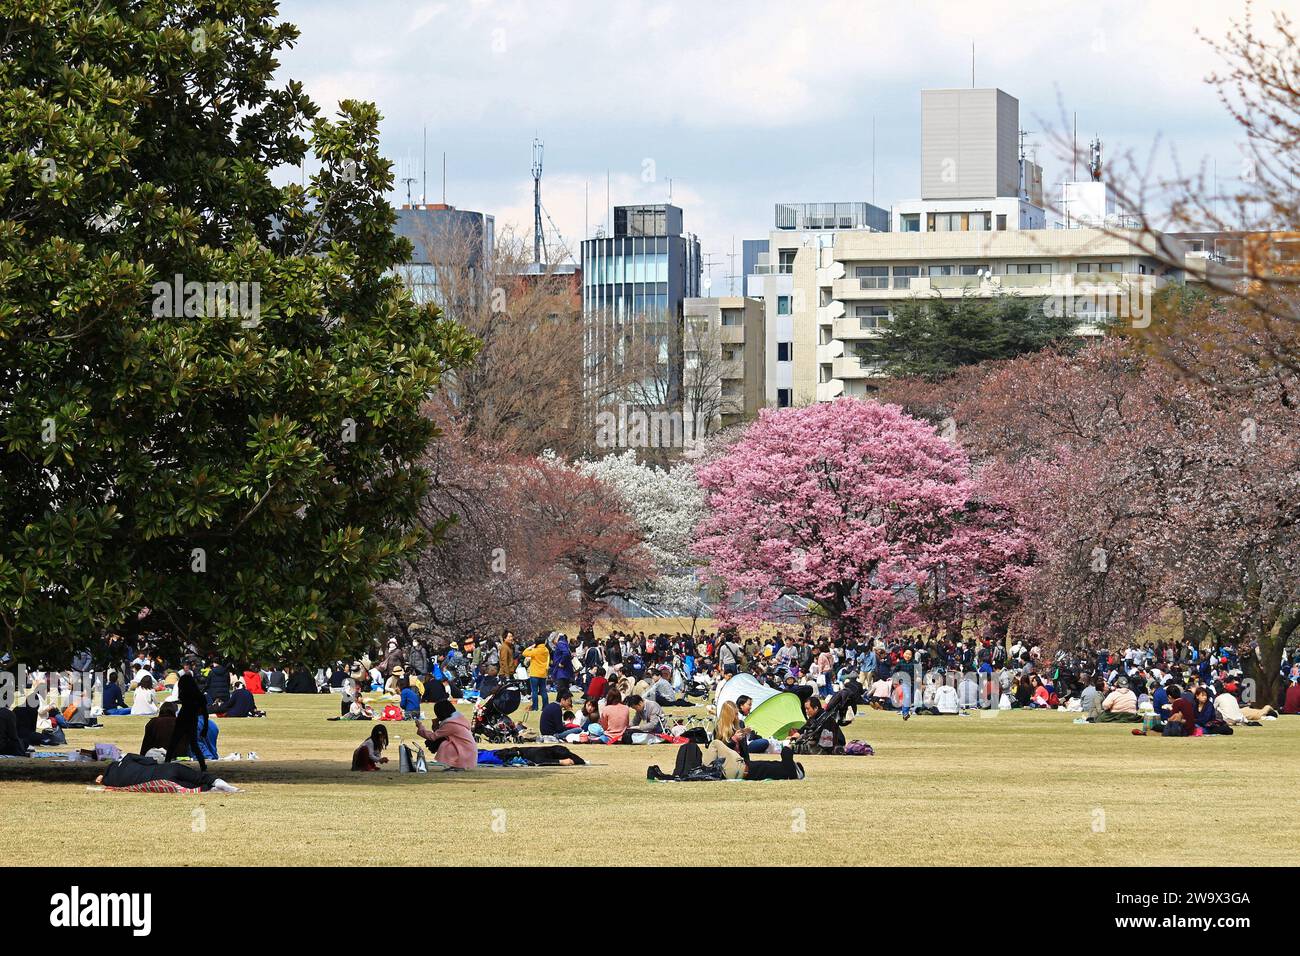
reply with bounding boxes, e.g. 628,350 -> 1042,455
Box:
351,726 -> 389,771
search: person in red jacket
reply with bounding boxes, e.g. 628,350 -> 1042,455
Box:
1283,679 -> 1300,715
585,667 -> 609,703
242,669 -> 265,694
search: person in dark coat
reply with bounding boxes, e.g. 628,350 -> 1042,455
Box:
285,665 -> 316,694
165,674 -> 210,772
203,662 -> 232,708
140,701 -> 179,754
0,708 -> 26,756
216,685 -> 259,717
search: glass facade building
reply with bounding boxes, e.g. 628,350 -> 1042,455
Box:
581,204 -> 701,404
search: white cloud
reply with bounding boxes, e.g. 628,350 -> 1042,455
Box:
275,0 -> 1288,269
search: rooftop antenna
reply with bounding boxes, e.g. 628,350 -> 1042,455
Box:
971,42 -> 975,87
668,177 -> 673,203
725,236 -> 739,295
400,176 -> 416,207
422,126 -> 427,206
442,151 -> 446,204
1072,113 -> 1077,183
872,115 -> 877,205
531,137 -> 545,266
1089,136 -> 1103,182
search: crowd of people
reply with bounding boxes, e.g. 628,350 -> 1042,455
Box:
3,625 -> 1298,781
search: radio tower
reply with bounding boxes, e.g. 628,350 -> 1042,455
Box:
531,138 -> 546,267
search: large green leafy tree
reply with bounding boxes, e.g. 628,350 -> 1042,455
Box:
0,1 -> 477,667
857,293 -> 1080,381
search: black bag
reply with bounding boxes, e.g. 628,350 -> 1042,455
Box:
681,726 -> 709,744
672,741 -> 703,778
1162,719 -> 1187,737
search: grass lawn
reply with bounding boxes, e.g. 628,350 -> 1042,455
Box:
2,692 -> 1297,867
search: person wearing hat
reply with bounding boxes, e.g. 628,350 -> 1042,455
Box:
1099,674 -> 1138,720
384,664 -> 406,696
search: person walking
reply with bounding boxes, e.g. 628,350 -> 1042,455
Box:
165,673 -> 210,772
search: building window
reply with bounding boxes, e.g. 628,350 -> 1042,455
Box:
777,295 -> 792,315
818,325 -> 833,345
818,363 -> 833,384
855,266 -> 889,289
996,214 -> 1007,231
900,214 -> 920,232
777,342 -> 793,362
777,388 -> 792,408
959,264 -> 988,276
925,212 -> 991,232
856,305 -> 890,329
927,264 -> 954,277
1006,263 -> 1052,274
721,310 -> 743,325
893,266 -> 920,289
778,250 -> 797,274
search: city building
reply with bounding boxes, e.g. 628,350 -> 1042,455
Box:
682,296 -> 767,434
580,203 -> 702,431
746,200 -> 890,408
393,202 -> 495,304
745,87 -> 1186,405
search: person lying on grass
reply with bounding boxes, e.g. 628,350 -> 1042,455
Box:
416,700 -> 476,770
351,726 -> 389,771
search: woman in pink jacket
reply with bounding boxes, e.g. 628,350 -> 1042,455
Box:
416,700 -> 477,770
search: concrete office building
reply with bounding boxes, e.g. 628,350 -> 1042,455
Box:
682,296 -> 767,434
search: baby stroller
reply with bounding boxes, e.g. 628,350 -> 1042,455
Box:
792,679 -> 863,755
472,681 -> 527,743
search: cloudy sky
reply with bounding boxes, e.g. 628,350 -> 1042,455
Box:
276,0 -> 1281,292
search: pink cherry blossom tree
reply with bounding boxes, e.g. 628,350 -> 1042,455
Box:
693,398 -> 1033,641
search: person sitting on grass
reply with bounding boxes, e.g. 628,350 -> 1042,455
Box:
215,681 -> 264,718
621,694 -> 666,742
1284,676 -> 1300,715
140,701 -> 179,755
1096,676 -> 1139,722
399,680 -> 421,720
475,664 -> 501,701
102,672 -> 131,715
416,700 -> 476,770
735,696 -> 776,752
585,666 -> 609,704
351,725 -> 389,771
540,689 -> 581,741
594,688 -> 630,743
130,674 -> 160,717
644,667 -> 690,707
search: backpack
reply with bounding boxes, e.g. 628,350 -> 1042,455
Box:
672,741 -> 703,777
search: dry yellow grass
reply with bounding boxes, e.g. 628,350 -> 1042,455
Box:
2,692 -> 1296,867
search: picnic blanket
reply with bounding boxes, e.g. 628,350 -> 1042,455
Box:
104,779 -> 201,794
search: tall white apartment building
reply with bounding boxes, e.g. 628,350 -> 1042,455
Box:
746,88 -> 1186,406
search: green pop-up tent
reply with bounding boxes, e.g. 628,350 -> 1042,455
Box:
715,673 -> 805,741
